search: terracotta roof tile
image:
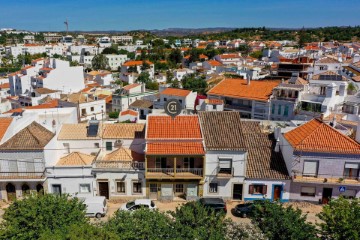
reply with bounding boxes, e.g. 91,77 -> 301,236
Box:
56,152 -> 95,166
123,83 -> 140,91
146,142 -> 204,155
123,60 -> 153,67
120,109 -> 138,116
103,147 -> 144,161
284,119 -> 360,154
58,123 -> 102,140
208,78 -> 280,101
0,83 -> 10,89
147,116 -> 202,139
317,57 -> 339,64
102,123 -> 145,139
198,112 -> 246,151
0,121 -> 55,150
207,60 -> 222,67
0,118 -> 13,141
242,121 -> 289,179
26,99 -> 60,109
129,99 -> 153,109
34,88 -> 59,94
161,88 -> 191,97
205,98 -> 224,105
312,71 -> 346,81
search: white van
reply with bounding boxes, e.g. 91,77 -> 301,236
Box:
82,196 -> 107,218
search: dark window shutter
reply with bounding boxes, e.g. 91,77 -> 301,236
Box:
262,185 -> 267,195
249,185 -> 254,194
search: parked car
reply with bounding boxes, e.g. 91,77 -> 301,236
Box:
198,197 -> 227,214
82,196 -> 107,218
233,200 -> 265,218
120,199 -> 157,211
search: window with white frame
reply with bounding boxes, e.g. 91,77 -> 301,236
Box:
300,186 -> 316,197
248,184 -> 267,195
132,182 -> 142,194
344,162 -> 359,179
209,182 -> 218,193
303,160 -> 319,177
218,158 -> 232,174
116,181 -> 126,193
79,184 -> 91,193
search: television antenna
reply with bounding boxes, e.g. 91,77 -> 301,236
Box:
64,19 -> 69,34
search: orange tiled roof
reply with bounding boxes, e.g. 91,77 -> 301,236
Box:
0,83 -> 10,89
206,98 -> 224,105
220,54 -> 240,59
284,119 -> 360,154
146,142 -> 204,155
123,60 -> 153,67
57,152 -> 95,166
199,54 -> 208,59
21,66 -> 33,70
123,83 -> 140,91
4,108 -> 23,114
26,99 -> 59,109
0,118 -> 13,141
161,88 -> 191,97
147,116 -> 202,139
207,60 -> 222,67
98,94 -> 112,104
120,109 -> 138,116
208,78 -> 280,102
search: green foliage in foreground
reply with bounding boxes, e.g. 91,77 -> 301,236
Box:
317,197 -> 360,240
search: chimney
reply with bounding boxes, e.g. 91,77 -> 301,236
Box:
141,83 -> 145,93
356,116 -> 360,144
330,116 -> 337,128
274,138 -> 280,152
339,82 -> 347,97
247,77 -> 250,85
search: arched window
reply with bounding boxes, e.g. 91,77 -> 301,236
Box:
22,184 -> 30,196
36,184 -> 44,195
6,183 -> 16,201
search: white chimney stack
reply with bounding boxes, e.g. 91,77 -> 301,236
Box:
247,77 -> 250,85
274,138 -> 280,152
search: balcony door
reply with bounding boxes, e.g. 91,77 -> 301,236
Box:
184,157 -> 194,169
156,157 -> 167,169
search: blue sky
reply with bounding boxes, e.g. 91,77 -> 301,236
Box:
1,0 -> 359,31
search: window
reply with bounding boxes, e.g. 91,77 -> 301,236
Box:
175,184 -> 184,193
183,157 -> 194,169
179,99 -> 182,104
94,143 -> 99,148
106,142 -> 112,151
344,163 -> 359,179
209,182 -> 218,193
303,160 -> 318,177
116,181 -> 126,193
90,107 -> 94,112
300,186 -> 316,197
163,97 -> 167,102
79,184 -> 91,193
132,182 -> 142,194
271,104 -> 275,114
218,158 -> 232,174
248,184 -> 267,195
278,105 -> 282,115
284,106 -> 289,116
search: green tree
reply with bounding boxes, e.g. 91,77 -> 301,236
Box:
141,60 -> 150,71
70,60 -> 79,66
108,111 -> 120,119
251,201 -> 317,240
136,71 -> 151,84
39,223 -> 119,240
249,50 -> 263,59
169,201 -> 228,240
317,197 -> 360,240
91,54 -> 109,70
166,70 -> 174,83
104,208 -> 172,240
168,48 -> 182,66
102,47 -> 118,54
0,194 -> 88,240
181,74 -> 207,94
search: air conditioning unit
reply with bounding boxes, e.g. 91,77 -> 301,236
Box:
114,140 -> 123,148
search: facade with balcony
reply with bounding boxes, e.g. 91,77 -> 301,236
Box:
0,121 -> 55,201
281,118 -> 360,203
145,116 -> 205,201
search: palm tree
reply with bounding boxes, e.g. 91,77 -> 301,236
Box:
91,54 -> 109,70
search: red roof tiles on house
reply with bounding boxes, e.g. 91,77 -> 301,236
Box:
161,88 -> 191,97
207,60 -> 222,67
0,118 -> 13,141
123,83 -> 140,91
120,109 -> 138,116
208,78 -> 280,102
146,142 -> 204,155
284,119 -> 360,154
123,60 -> 153,67
147,116 -> 202,139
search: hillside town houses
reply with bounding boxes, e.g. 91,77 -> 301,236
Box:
0,30 -> 360,205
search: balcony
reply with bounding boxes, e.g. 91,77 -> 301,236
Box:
293,174 -> 360,185
94,161 -> 144,170
146,168 -> 203,179
224,104 -> 252,112
217,167 -> 234,178
0,171 -> 46,179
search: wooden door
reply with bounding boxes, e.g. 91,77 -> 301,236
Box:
273,185 -> 282,201
98,182 -> 109,199
232,184 -> 243,200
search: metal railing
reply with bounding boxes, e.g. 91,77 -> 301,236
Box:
293,173 -> 359,183
147,168 -> 203,176
217,167 -> 233,178
224,104 -> 252,112
95,161 -> 145,170
0,171 -> 45,179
